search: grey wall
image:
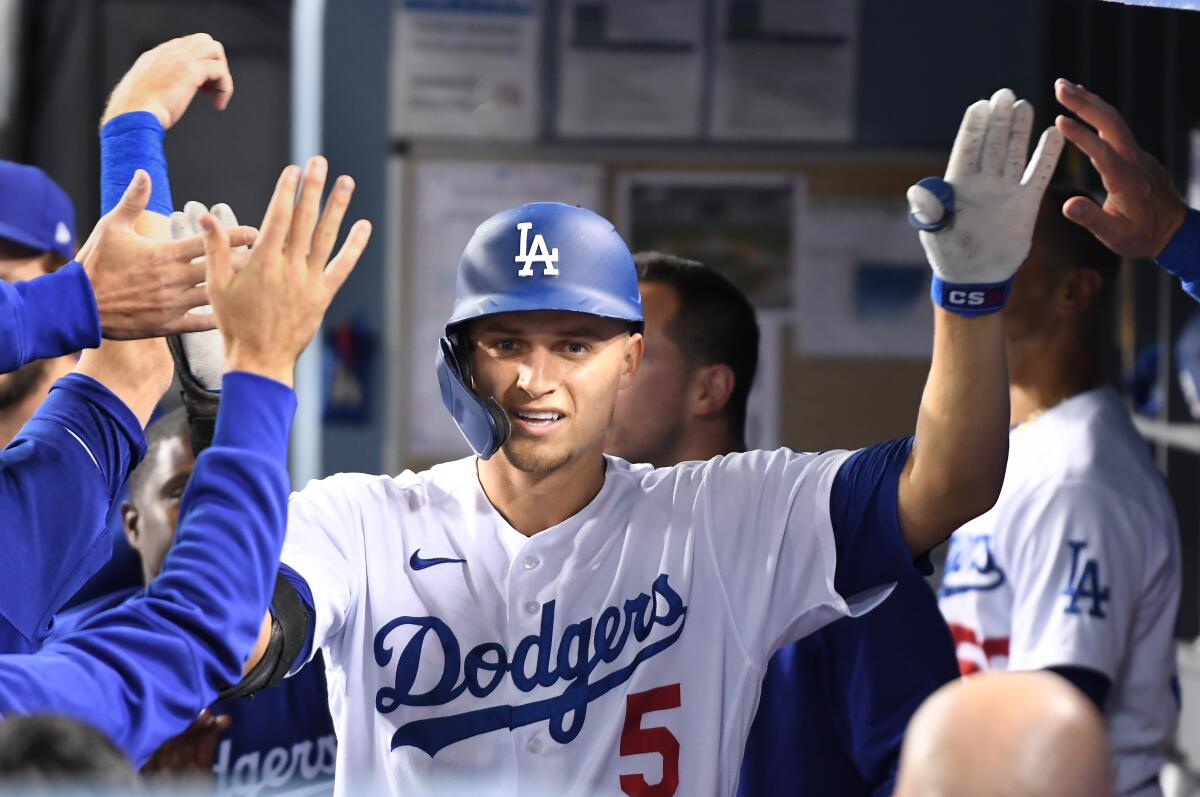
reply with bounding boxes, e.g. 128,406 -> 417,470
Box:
319,0 -> 392,476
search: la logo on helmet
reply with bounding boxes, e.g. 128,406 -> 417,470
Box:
515,221 -> 559,278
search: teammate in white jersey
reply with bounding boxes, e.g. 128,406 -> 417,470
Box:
229,89 -> 1063,796
937,186 -> 1181,797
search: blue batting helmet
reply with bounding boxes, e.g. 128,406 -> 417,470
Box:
436,202 -> 643,459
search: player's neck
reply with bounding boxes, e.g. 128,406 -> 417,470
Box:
0,357 -> 73,447
476,447 -> 608,537
1007,328 -> 1099,427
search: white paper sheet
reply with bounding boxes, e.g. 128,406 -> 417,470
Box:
406,160 -> 605,458
556,0 -> 704,139
390,0 -> 543,141
710,0 -> 859,142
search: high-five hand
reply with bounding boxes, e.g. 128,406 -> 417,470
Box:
75,170 -> 257,339
1054,78 -> 1188,260
199,157 -> 372,386
907,88 -> 1064,317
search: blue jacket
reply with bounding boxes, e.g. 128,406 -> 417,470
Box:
0,264 -> 144,653
0,372 -> 295,766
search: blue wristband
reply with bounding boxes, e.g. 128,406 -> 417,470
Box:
99,111 -> 173,217
930,275 -> 1012,317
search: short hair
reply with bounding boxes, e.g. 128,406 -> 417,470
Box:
126,407 -> 191,504
0,714 -> 136,788
633,252 -> 760,438
1034,185 -> 1120,299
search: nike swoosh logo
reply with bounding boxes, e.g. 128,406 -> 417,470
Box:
409,549 -> 467,571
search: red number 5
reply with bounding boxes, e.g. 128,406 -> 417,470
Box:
619,683 -> 682,797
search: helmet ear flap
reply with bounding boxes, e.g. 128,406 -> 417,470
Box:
436,333 -> 511,459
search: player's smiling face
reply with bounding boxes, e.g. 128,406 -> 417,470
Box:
467,310 -> 643,473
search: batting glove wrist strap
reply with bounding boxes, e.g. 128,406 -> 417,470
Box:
930,274 -> 1012,317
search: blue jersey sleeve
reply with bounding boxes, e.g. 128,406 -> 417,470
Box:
0,373 -> 145,651
1156,208 -> 1200,302
829,436 -> 926,601
278,562 -> 317,674
0,263 -> 100,374
0,372 -> 295,766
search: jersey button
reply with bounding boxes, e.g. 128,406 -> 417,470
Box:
522,555 -> 540,570
527,738 -> 543,754
524,600 -> 540,615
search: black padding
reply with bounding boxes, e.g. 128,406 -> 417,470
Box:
215,574 -> 311,702
166,335 -> 219,455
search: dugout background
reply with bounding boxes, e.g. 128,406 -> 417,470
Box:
3,3 -> 1200,776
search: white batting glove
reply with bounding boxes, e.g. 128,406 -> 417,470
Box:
169,201 -> 242,389
907,88 -> 1064,316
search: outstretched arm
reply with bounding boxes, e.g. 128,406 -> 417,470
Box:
900,89 -> 1063,554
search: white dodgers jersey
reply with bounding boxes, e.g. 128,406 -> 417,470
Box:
938,387 -> 1180,797
280,449 -> 884,796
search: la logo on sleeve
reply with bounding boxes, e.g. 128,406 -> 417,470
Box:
1062,540 -> 1111,619
515,221 -> 560,278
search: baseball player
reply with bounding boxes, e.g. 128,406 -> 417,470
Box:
936,185 -> 1179,797
222,88 -> 1062,796
604,252 -> 959,796
0,158 -> 371,767
1052,78 -> 1200,298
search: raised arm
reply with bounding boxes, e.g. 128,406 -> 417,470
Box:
0,162 -> 369,764
900,89 -> 1063,554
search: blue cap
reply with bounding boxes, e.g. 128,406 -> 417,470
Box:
0,161 -> 76,260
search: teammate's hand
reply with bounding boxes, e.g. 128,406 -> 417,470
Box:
908,88 -> 1063,286
169,201 -> 246,390
1055,78 -> 1188,259
102,33 -> 233,128
76,169 -> 258,340
141,709 -> 230,777
199,157 -> 372,387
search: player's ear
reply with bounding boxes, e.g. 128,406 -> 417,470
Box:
618,332 -> 644,388
694,364 -> 735,417
121,501 -> 141,548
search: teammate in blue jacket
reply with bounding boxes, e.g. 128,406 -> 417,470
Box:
1053,78 -> 1200,298
0,154 -> 371,768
